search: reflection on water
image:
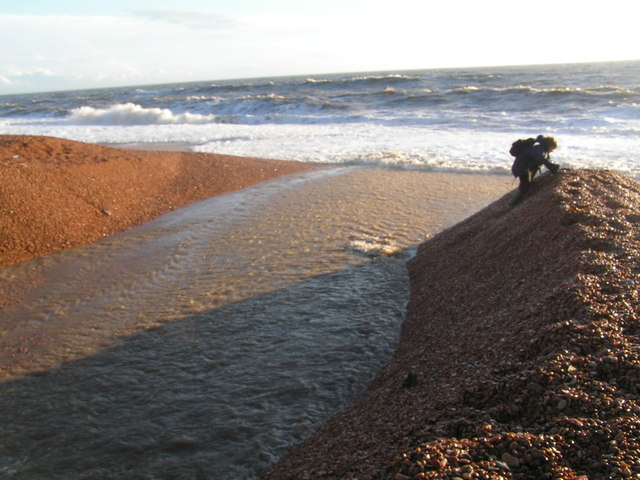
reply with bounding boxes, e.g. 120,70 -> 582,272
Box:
0,167 -> 510,479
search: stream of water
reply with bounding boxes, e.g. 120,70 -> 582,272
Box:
0,167 -> 510,479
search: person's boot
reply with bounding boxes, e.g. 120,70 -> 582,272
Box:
509,189 -> 525,206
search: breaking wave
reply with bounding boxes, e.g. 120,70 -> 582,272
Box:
68,103 -> 218,125
1,61 -> 638,176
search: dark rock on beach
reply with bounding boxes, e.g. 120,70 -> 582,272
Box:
264,169 -> 640,480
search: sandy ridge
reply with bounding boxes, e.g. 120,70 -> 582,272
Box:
0,135 -> 315,271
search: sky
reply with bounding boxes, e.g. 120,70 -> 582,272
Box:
0,0 -> 637,94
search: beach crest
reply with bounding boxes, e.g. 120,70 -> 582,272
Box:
0,135 -> 315,270
264,169 -> 640,480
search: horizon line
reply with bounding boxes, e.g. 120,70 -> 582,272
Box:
2,58 -> 638,97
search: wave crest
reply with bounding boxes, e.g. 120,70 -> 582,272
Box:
68,103 -> 217,125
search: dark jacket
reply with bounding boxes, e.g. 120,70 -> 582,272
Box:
511,143 -> 554,177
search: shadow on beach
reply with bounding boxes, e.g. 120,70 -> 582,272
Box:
0,250 -> 414,480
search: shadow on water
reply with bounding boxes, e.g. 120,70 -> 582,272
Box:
0,248 -> 414,480
0,167 -> 511,479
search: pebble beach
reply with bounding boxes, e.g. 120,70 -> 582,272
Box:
0,135 -> 316,271
264,169 -> 640,480
2,135 -> 640,480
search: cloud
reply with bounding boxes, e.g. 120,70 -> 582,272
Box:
1,2 -> 636,95
0,12 -> 223,93
130,9 -> 237,30
0,67 -> 75,92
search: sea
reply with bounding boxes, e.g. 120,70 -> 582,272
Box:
1,60 -> 639,177
1,61 -> 639,480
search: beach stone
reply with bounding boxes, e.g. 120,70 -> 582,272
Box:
565,418 -> 584,428
402,371 -> 419,388
501,452 -> 520,468
164,437 -> 199,452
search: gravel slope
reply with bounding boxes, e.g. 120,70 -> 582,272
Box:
264,169 -> 640,480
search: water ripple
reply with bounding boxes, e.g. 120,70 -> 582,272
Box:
0,168 -> 510,479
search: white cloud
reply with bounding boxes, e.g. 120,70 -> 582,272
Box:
0,2 -> 637,94
0,13 -> 217,92
129,9 -> 237,30
0,65 -> 68,91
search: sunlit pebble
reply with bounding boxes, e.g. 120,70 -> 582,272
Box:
370,172 -> 640,480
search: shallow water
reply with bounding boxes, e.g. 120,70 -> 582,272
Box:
0,167 -> 510,479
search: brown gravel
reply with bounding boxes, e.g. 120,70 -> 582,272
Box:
263,169 -> 640,480
0,135 -> 315,272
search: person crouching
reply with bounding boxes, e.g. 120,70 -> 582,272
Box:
511,135 -> 560,205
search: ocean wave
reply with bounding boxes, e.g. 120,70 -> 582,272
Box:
67,103 -> 218,125
192,79 -> 279,94
304,73 -> 420,89
446,84 -> 638,104
2,62 -> 638,177
0,103 -> 30,118
190,93 -> 353,125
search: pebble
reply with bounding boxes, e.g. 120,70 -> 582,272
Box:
163,437 -> 199,452
501,452 -> 520,468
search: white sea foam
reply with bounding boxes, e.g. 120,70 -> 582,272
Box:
348,235 -> 401,257
2,63 -> 639,177
3,116 -> 638,177
69,102 -> 218,125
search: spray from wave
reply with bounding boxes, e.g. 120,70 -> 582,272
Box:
2,62 -> 638,176
68,102 -> 218,125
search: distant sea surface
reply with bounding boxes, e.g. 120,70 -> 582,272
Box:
1,61 -> 639,176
